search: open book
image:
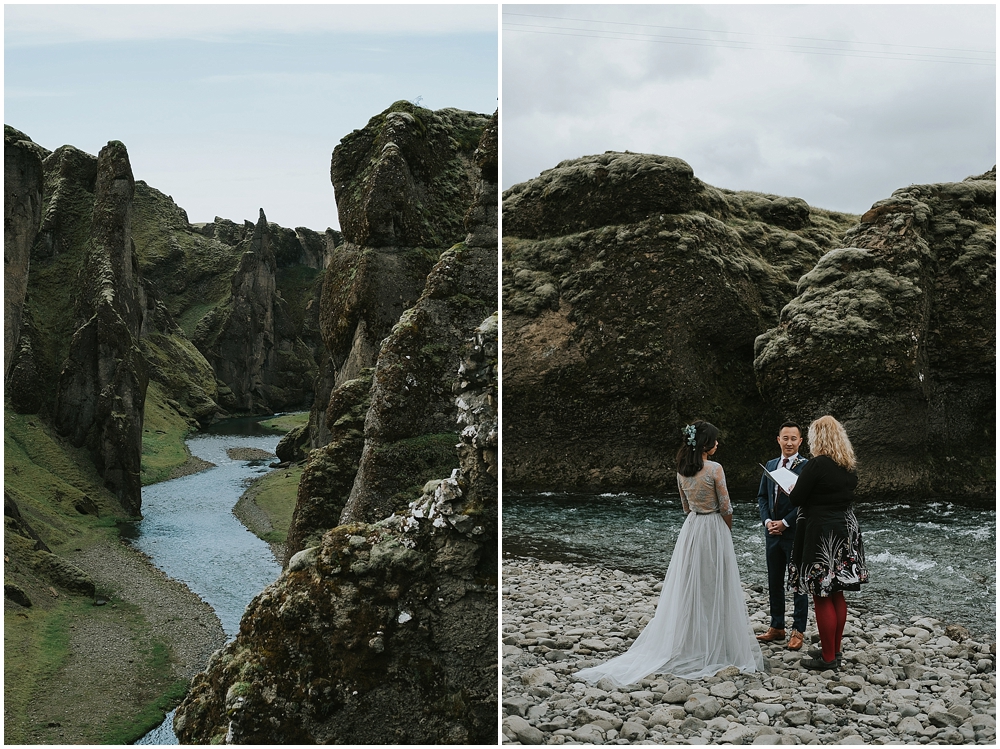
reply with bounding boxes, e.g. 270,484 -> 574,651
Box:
759,463 -> 798,495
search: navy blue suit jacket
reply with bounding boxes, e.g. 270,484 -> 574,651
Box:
756,456 -> 807,535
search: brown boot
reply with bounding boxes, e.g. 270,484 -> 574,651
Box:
756,627 -> 786,642
786,630 -> 804,650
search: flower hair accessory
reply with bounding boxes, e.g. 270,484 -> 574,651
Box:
683,424 -> 697,448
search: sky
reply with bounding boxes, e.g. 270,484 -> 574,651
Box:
502,4 -> 996,215
5,3 -> 499,231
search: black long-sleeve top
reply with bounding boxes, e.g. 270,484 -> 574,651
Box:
788,454 -> 858,512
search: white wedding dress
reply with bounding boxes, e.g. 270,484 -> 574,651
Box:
576,461 -> 765,686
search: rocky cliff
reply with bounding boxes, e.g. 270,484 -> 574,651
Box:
755,167 -> 996,498
305,102 -> 490,447
174,107 -> 498,743
288,105 -> 494,556
4,127 -> 45,381
173,314 -> 498,744
503,151 -> 858,493
503,152 -> 995,499
46,141 -> 147,516
191,209 -> 320,413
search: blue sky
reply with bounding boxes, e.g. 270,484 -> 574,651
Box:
503,4 -> 995,214
5,4 -> 499,231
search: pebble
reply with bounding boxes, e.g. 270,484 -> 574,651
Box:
502,558 -> 996,745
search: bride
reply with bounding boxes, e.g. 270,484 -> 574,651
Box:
576,420 -> 765,686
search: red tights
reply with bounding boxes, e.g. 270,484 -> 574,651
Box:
812,592 -> 847,662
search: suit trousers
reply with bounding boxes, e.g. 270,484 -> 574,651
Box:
765,532 -> 808,631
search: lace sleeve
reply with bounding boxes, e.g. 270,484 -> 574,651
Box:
715,463 -> 733,516
677,473 -> 690,513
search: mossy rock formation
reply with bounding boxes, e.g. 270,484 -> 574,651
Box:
4,126 -> 45,381
331,101 -> 489,249
174,314 -> 498,744
755,168 -> 996,498
503,152 -> 859,493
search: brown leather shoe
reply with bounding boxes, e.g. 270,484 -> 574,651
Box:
756,627 -> 786,642
786,630 -> 804,650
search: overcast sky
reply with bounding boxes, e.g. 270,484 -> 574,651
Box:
5,4 -> 498,231
502,4 -> 995,215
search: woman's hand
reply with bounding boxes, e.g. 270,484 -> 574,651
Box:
723,514 -> 733,530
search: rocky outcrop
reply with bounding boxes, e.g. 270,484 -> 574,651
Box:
4,126 -> 45,380
308,241 -> 435,444
289,110 -> 498,556
755,168 -> 996,498
340,240 -> 498,524
193,209 -> 319,413
502,152 -> 858,492
173,314 -> 498,744
283,370 -> 372,562
53,141 -> 148,516
331,101 -> 489,248
304,104 -> 490,448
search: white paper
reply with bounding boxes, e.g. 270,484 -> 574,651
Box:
760,463 -> 797,495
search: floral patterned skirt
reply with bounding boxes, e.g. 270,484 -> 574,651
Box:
787,505 -> 868,597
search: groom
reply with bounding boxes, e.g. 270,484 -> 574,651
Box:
756,421 -> 809,651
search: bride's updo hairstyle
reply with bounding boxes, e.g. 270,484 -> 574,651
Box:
676,420 -> 720,477
807,415 -> 856,471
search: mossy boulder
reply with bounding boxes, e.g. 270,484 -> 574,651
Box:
755,168 -> 996,498
502,152 -> 859,493
331,102 -> 489,248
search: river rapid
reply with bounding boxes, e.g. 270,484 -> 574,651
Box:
129,419 -> 284,744
503,491 -> 996,640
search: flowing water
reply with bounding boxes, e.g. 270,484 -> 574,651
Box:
128,420 -> 284,744
503,491 -> 996,639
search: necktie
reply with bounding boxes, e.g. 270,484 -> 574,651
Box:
773,458 -> 788,512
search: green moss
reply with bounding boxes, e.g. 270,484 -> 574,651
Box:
140,382 -> 196,486
2,600 -> 73,743
371,433 -> 460,508
258,411 -> 310,434
244,465 -> 304,545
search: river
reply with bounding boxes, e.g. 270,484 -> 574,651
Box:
127,419 -> 284,744
503,491 -> 996,639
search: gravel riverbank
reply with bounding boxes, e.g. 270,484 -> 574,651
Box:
502,558 -> 996,745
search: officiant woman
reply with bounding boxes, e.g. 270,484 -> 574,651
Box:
787,415 -> 869,670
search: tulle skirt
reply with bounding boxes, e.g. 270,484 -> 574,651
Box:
576,512 -> 765,686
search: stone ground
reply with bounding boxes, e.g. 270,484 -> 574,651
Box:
502,557 -> 996,745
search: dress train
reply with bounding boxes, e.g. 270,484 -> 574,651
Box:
576,512 -> 765,686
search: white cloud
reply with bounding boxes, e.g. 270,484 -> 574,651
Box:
5,4 -> 498,46
502,4 -> 996,213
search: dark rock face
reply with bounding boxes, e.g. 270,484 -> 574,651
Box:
53,141 -> 148,516
4,126 -> 45,380
502,152 -> 858,492
308,241 -> 435,445
755,169 -> 996,498
284,371 -> 372,562
339,112 -> 499,524
194,209 -> 319,413
173,315 -> 498,745
332,102 -> 489,248
340,240 -> 498,524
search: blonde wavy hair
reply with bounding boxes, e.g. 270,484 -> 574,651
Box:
807,415 -> 856,471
